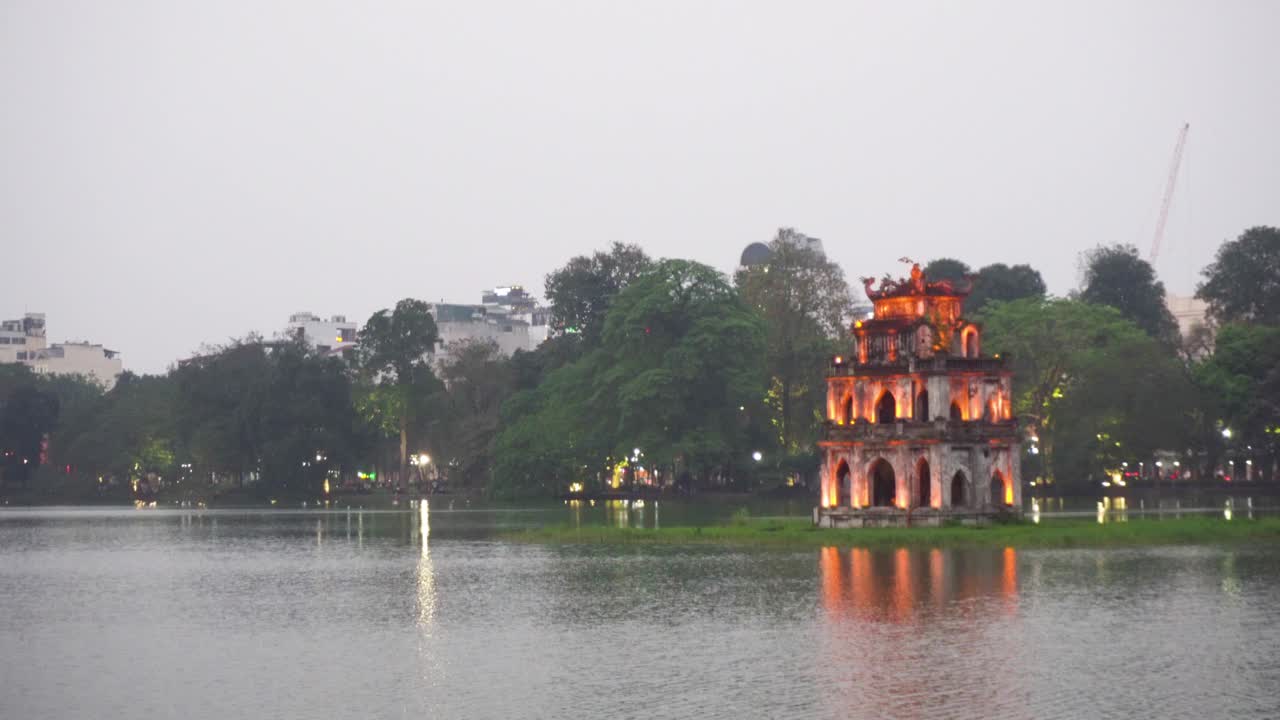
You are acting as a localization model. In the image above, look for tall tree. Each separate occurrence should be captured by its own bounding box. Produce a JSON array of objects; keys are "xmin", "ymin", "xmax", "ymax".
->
[
  {"xmin": 982, "ymin": 297, "xmax": 1193, "ymax": 487},
  {"xmin": 495, "ymin": 259, "xmax": 767, "ymax": 495},
  {"xmin": 258, "ymin": 340, "xmax": 362, "ymax": 494},
  {"xmin": 175, "ymin": 340, "xmax": 271, "ymax": 486},
  {"xmin": 59, "ymin": 372, "xmax": 177, "ymax": 492},
  {"xmin": 0, "ymin": 366, "xmax": 60, "ymax": 489},
  {"xmin": 594, "ymin": 259, "xmax": 767, "ymax": 481},
  {"xmin": 358, "ymin": 299, "xmax": 441, "ymax": 485},
  {"xmin": 1194, "ymin": 323, "xmax": 1280, "ymax": 481},
  {"xmin": 735, "ymin": 228, "xmax": 853, "ymax": 454},
  {"xmin": 923, "ymin": 258, "xmax": 972, "ymax": 284},
  {"xmin": 1079, "ymin": 244, "xmax": 1180, "ymax": 344},
  {"xmin": 968, "ymin": 263, "xmax": 1046, "ymax": 316},
  {"xmin": 1196, "ymin": 226, "xmax": 1280, "ymax": 326},
  {"xmin": 544, "ymin": 242, "xmax": 653, "ymax": 345},
  {"xmin": 437, "ymin": 338, "xmax": 513, "ymax": 489}
]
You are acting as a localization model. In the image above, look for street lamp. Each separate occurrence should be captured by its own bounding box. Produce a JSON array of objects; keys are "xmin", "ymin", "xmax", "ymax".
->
[
  {"xmin": 1222, "ymin": 428, "xmax": 1233, "ymax": 439},
  {"xmin": 752, "ymin": 451, "xmax": 763, "ymax": 462}
]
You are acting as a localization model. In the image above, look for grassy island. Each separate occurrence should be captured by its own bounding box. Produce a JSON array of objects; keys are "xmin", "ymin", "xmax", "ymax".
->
[{"xmin": 502, "ymin": 516, "xmax": 1280, "ymax": 549}]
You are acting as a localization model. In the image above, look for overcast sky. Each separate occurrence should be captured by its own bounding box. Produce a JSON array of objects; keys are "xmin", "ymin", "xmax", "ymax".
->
[{"xmin": 3, "ymin": 1, "xmax": 1277, "ymax": 373}]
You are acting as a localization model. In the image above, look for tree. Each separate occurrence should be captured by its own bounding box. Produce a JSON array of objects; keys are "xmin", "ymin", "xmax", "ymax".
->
[
  {"xmin": 968, "ymin": 263, "xmax": 1046, "ymax": 317},
  {"xmin": 1079, "ymin": 244, "xmax": 1179, "ymax": 344},
  {"xmin": 258, "ymin": 340, "xmax": 362, "ymax": 495},
  {"xmin": 735, "ymin": 228, "xmax": 853, "ymax": 455},
  {"xmin": 595, "ymin": 259, "xmax": 767, "ymax": 481},
  {"xmin": 544, "ymin": 242, "xmax": 653, "ymax": 345},
  {"xmin": 58, "ymin": 372, "xmax": 177, "ymax": 494},
  {"xmin": 0, "ymin": 366, "xmax": 60, "ymax": 489},
  {"xmin": 437, "ymin": 338, "xmax": 513, "ymax": 489},
  {"xmin": 1194, "ymin": 323, "xmax": 1280, "ymax": 481},
  {"xmin": 923, "ymin": 258, "xmax": 972, "ymax": 284},
  {"xmin": 493, "ymin": 359, "xmax": 597, "ymax": 496},
  {"xmin": 982, "ymin": 297, "xmax": 1194, "ymax": 488},
  {"xmin": 174, "ymin": 340, "xmax": 272, "ymax": 486},
  {"xmin": 358, "ymin": 299, "xmax": 441, "ymax": 485},
  {"xmin": 494, "ymin": 259, "xmax": 768, "ymax": 495},
  {"xmin": 1196, "ymin": 226, "xmax": 1280, "ymax": 326}
]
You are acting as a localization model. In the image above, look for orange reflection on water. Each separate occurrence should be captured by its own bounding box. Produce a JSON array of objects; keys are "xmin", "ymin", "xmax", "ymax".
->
[
  {"xmin": 819, "ymin": 545, "xmax": 1020, "ymax": 623},
  {"xmin": 816, "ymin": 545, "xmax": 1028, "ymax": 719}
]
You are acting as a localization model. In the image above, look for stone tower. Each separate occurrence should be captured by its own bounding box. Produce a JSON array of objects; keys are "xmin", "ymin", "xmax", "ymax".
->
[{"xmin": 815, "ymin": 263, "xmax": 1021, "ymax": 527}]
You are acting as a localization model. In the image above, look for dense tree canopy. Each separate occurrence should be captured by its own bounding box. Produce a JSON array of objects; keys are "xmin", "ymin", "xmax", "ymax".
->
[
  {"xmin": 967, "ymin": 263, "xmax": 1046, "ymax": 316},
  {"xmin": 1079, "ymin": 244, "xmax": 1180, "ymax": 344},
  {"xmin": 1197, "ymin": 226, "xmax": 1280, "ymax": 326},
  {"xmin": 982, "ymin": 298, "xmax": 1194, "ymax": 487},
  {"xmin": 436, "ymin": 338, "xmax": 513, "ymax": 489},
  {"xmin": 1194, "ymin": 323, "xmax": 1280, "ymax": 480},
  {"xmin": 358, "ymin": 299, "xmax": 441, "ymax": 483},
  {"xmin": 495, "ymin": 260, "xmax": 767, "ymax": 495},
  {"xmin": 736, "ymin": 228, "xmax": 853, "ymax": 454},
  {"xmin": 544, "ymin": 242, "xmax": 653, "ymax": 345},
  {"xmin": 922, "ymin": 258, "xmax": 972, "ymax": 284},
  {"xmin": 0, "ymin": 365, "xmax": 61, "ymax": 488}
]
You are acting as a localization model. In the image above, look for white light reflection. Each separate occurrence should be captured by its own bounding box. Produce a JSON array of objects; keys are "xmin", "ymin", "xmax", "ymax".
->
[{"xmin": 417, "ymin": 500, "xmax": 436, "ymax": 628}]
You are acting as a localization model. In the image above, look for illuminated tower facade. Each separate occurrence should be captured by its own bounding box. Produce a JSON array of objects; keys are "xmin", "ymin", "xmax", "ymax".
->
[{"xmin": 815, "ymin": 264, "xmax": 1021, "ymax": 527}]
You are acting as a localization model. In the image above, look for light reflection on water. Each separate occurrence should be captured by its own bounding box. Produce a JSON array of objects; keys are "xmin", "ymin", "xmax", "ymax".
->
[{"xmin": 0, "ymin": 508, "xmax": 1278, "ymax": 719}]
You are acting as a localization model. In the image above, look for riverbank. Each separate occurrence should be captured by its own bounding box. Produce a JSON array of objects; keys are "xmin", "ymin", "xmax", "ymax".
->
[{"xmin": 502, "ymin": 516, "xmax": 1280, "ymax": 549}]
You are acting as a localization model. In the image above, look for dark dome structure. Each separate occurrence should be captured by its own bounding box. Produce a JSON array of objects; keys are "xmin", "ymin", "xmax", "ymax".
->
[{"xmin": 739, "ymin": 242, "xmax": 772, "ymax": 267}]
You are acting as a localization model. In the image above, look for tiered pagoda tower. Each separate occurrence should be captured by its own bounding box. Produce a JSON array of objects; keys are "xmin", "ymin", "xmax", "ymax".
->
[{"xmin": 815, "ymin": 263, "xmax": 1021, "ymax": 527}]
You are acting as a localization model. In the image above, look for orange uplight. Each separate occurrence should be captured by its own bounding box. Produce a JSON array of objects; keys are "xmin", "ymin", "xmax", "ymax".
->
[{"xmin": 854, "ymin": 320, "xmax": 863, "ymax": 328}]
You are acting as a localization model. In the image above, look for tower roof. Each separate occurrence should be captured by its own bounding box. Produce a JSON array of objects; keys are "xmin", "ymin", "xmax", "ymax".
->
[{"xmin": 739, "ymin": 242, "xmax": 772, "ymax": 266}]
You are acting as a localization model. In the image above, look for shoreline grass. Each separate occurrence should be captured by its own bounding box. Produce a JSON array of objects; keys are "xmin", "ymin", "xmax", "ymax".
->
[{"xmin": 501, "ymin": 516, "xmax": 1280, "ymax": 549}]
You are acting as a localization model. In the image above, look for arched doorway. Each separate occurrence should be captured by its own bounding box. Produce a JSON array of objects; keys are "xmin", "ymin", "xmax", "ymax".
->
[
  {"xmin": 917, "ymin": 458, "xmax": 931, "ymax": 507},
  {"xmin": 841, "ymin": 394, "xmax": 853, "ymax": 425},
  {"xmin": 950, "ymin": 401, "xmax": 964, "ymax": 422},
  {"xmin": 951, "ymin": 471, "xmax": 967, "ymax": 508},
  {"xmin": 915, "ymin": 390, "xmax": 929, "ymax": 421},
  {"xmin": 835, "ymin": 460, "xmax": 850, "ymax": 507},
  {"xmin": 991, "ymin": 471, "xmax": 1007, "ymax": 507},
  {"xmin": 876, "ymin": 391, "xmax": 896, "ymax": 424},
  {"xmin": 964, "ymin": 328, "xmax": 978, "ymax": 358},
  {"xmin": 871, "ymin": 459, "xmax": 896, "ymax": 507}
]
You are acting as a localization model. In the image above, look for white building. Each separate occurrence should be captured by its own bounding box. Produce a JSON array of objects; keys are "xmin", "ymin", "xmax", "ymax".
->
[
  {"xmin": 430, "ymin": 286, "xmax": 552, "ymax": 364},
  {"xmin": 0, "ymin": 313, "xmax": 45, "ymax": 364},
  {"xmin": 285, "ymin": 312, "xmax": 359, "ymax": 357},
  {"xmin": 1167, "ymin": 294, "xmax": 1209, "ymax": 339},
  {"xmin": 432, "ymin": 303, "xmax": 534, "ymax": 359},
  {"xmin": 1, "ymin": 313, "xmax": 123, "ymax": 388}
]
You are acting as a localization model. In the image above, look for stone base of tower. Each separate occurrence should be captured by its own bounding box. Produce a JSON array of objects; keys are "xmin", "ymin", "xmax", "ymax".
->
[{"xmin": 813, "ymin": 505, "xmax": 1018, "ymax": 529}]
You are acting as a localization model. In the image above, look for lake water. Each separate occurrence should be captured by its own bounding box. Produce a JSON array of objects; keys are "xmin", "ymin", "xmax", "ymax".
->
[{"xmin": 2, "ymin": 506, "xmax": 1278, "ymax": 719}]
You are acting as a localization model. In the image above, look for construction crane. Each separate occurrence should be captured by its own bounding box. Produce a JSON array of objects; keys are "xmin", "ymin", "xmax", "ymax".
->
[{"xmin": 1149, "ymin": 122, "xmax": 1190, "ymax": 264}]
